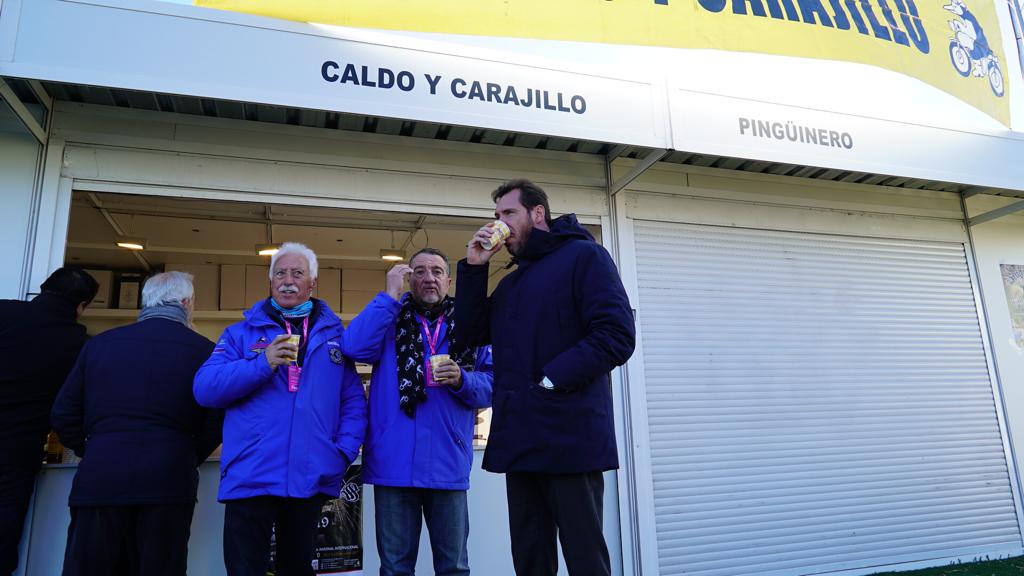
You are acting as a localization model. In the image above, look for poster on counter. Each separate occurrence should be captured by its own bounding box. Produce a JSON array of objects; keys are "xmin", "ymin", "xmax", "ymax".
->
[
  {"xmin": 269, "ymin": 465, "xmax": 364, "ymax": 575},
  {"xmin": 1001, "ymin": 264, "xmax": 1024, "ymax": 349},
  {"xmin": 315, "ymin": 465, "xmax": 364, "ymax": 574}
]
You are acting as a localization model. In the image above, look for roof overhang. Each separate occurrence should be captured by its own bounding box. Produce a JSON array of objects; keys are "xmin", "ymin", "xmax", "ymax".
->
[
  {"xmin": 0, "ymin": 0, "xmax": 669, "ymax": 148},
  {"xmin": 2, "ymin": 0, "xmax": 1023, "ymax": 201}
]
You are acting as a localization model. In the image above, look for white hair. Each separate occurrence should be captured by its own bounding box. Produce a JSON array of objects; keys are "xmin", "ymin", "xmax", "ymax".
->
[
  {"xmin": 142, "ymin": 271, "xmax": 194, "ymax": 308},
  {"xmin": 269, "ymin": 242, "xmax": 318, "ymax": 279}
]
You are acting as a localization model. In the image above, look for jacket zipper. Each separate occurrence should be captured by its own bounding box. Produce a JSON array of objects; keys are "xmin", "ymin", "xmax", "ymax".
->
[
  {"xmin": 284, "ymin": 321, "xmax": 339, "ymax": 496},
  {"xmin": 286, "ymin": 387, "xmax": 296, "ymax": 495},
  {"xmin": 251, "ymin": 311, "xmax": 340, "ymax": 496}
]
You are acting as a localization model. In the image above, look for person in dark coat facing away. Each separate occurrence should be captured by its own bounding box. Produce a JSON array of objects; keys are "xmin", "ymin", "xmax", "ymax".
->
[
  {"xmin": 0, "ymin": 267, "xmax": 97, "ymax": 576},
  {"xmin": 51, "ymin": 271, "xmax": 223, "ymax": 576},
  {"xmin": 456, "ymin": 179, "xmax": 636, "ymax": 576}
]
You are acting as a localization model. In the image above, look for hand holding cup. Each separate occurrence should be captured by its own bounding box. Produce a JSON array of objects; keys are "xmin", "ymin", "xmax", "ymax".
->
[
  {"xmin": 265, "ymin": 334, "xmax": 299, "ymax": 369},
  {"xmin": 466, "ymin": 221, "xmax": 508, "ymax": 265},
  {"xmin": 430, "ymin": 355, "xmax": 462, "ymax": 390}
]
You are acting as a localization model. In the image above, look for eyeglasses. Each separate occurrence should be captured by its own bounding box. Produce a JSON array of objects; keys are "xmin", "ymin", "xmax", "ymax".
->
[{"xmin": 412, "ymin": 267, "xmax": 447, "ymax": 279}]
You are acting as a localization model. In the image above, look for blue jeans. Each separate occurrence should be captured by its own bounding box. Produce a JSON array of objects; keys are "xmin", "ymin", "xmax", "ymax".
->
[{"xmin": 374, "ymin": 486, "xmax": 470, "ymax": 576}]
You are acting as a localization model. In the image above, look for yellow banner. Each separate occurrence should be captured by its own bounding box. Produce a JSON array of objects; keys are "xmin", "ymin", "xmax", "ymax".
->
[{"xmin": 197, "ymin": 0, "xmax": 1011, "ymax": 126}]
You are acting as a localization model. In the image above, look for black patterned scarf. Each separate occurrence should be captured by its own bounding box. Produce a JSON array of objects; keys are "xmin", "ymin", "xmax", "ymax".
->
[{"xmin": 396, "ymin": 295, "xmax": 477, "ymax": 417}]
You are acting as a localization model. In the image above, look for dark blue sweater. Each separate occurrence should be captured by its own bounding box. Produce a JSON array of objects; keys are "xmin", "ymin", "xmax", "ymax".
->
[
  {"xmin": 456, "ymin": 214, "xmax": 636, "ymax": 474},
  {"xmin": 52, "ymin": 318, "xmax": 222, "ymax": 506}
]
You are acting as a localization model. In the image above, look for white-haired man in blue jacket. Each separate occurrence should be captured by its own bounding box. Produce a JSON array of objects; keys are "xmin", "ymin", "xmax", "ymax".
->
[{"xmin": 194, "ymin": 242, "xmax": 367, "ymax": 576}]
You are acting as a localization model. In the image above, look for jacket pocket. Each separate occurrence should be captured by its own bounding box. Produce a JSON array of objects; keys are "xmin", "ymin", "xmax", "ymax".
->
[
  {"xmin": 317, "ymin": 434, "xmax": 349, "ymax": 488},
  {"xmin": 529, "ymin": 380, "xmax": 575, "ymax": 401},
  {"xmin": 444, "ymin": 414, "xmax": 471, "ymax": 454},
  {"xmin": 437, "ymin": 414, "xmax": 472, "ymax": 482},
  {"xmin": 220, "ymin": 434, "xmax": 261, "ymax": 479}
]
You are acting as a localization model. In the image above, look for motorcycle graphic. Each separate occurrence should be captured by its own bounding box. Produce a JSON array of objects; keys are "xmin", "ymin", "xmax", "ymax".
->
[{"xmin": 945, "ymin": 0, "xmax": 1004, "ymax": 96}]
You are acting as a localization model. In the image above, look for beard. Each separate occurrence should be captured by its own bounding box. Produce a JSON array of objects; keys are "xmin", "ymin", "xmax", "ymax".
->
[
  {"xmin": 413, "ymin": 291, "xmax": 442, "ymax": 308},
  {"xmin": 506, "ymin": 221, "xmax": 534, "ymax": 256}
]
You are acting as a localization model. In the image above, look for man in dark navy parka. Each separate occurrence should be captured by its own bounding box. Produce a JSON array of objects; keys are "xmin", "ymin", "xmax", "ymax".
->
[
  {"xmin": 456, "ymin": 179, "xmax": 635, "ymax": 576},
  {"xmin": 51, "ymin": 271, "xmax": 222, "ymax": 576}
]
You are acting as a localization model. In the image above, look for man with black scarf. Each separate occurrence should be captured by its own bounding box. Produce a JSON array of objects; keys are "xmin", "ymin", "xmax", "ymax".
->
[
  {"xmin": 343, "ymin": 248, "xmax": 492, "ymax": 576},
  {"xmin": 0, "ymin": 267, "xmax": 97, "ymax": 576}
]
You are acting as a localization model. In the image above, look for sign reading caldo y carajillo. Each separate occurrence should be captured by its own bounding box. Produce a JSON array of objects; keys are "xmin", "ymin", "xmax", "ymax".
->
[{"xmin": 197, "ymin": 0, "xmax": 1011, "ymax": 126}]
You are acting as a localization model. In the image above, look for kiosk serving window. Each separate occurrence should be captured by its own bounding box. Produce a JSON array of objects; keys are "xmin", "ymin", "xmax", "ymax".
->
[{"xmin": 56, "ymin": 190, "xmax": 593, "ymax": 459}]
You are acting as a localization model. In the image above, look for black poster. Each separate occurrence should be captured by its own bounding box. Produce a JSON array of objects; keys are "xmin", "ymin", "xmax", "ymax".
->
[
  {"xmin": 314, "ymin": 465, "xmax": 364, "ymax": 574},
  {"xmin": 268, "ymin": 464, "xmax": 364, "ymax": 575}
]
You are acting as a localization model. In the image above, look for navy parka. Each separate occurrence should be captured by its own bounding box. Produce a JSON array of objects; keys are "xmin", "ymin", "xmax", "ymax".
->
[
  {"xmin": 0, "ymin": 293, "xmax": 88, "ymax": 450},
  {"xmin": 455, "ymin": 214, "xmax": 636, "ymax": 474}
]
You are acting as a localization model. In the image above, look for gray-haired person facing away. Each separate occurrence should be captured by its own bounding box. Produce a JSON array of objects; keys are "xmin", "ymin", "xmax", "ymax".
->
[{"xmin": 52, "ymin": 271, "xmax": 223, "ymax": 576}]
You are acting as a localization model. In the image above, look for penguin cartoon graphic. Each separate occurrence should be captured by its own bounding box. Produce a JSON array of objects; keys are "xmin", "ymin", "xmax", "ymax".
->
[{"xmin": 944, "ymin": 0, "xmax": 1004, "ymax": 96}]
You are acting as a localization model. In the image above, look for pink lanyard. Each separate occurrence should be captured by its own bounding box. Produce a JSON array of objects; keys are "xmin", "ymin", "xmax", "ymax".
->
[
  {"xmin": 284, "ymin": 317, "xmax": 309, "ymax": 393},
  {"xmin": 417, "ymin": 314, "xmax": 445, "ymax": 355},
  {"xmin": 284, "ymin": 317, "xmax": 309, "ymax": 351}
]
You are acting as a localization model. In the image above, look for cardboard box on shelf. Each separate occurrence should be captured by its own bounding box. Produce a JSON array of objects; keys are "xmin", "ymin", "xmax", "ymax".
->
[
  {"xmin": 84, "ymin": 269, "xmax": 113, "ymax": 308},
  {"xmin": 316, "ymin": 268, "xmax": 341, "ymax": 311},
  {"xmin": 244, "ymin": 265, "xmax": 270, "ymax": 307},
  {"xmin": 167, "ymin": 263, "xmax": 220, "ymax": 311},
  {"xmin": 219, "ymin": 265, "xmax": 246, "ymax": 310},
  {"xmin": 342, "ymin": 269, "xmax": 384, "ymax": 292}
]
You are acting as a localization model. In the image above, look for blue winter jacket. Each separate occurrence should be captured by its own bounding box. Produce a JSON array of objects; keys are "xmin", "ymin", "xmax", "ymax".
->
[
  {"xmin": 342, "ymin": 292, "xmax": 492, "ymax": 490},
  {"xmin": 456, "ymin": 214, "xmax": 636, "ymax": 474},
  {"xmin": 193, "ymin": 299, "xmax": 367, "ymax": 502}
]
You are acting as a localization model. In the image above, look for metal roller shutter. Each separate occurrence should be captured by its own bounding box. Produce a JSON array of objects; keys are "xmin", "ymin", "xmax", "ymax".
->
[{"xmin": 633, "ymin": 220, "xmax": 1022, "ymax": 576}]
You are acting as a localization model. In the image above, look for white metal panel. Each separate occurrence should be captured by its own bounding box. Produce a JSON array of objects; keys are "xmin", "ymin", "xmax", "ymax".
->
[
  {"xmin": 968, "ymin": 216, "xmax": 1024, "ymax": 523},
  {"xmin": 0, "ymin": 0, "xmax": 669, "ymax": 148},
  {"xmin": 622, "ymin": 189, "xmax": 967, "ymax": 246},
  {"xmin": 23, "ymin": 138, "xmax": 67, "ymax": 299},
  {"xmin": 667, "ymin": 87, "xmax": 1024, "ymax": 192},
  {"xmin": 633, "ymin": 220, "xmax": 1023, "ymax": 576},
  {"xmin": 49, "ymin": 102, "xmax": 610, "ymax": 221},
  {"xmin": 0, "ymin": 102, "xmax": 41, "ymax": 299},
  {"xmin": 614, "ymin": 201, "xmax": 663, "ymax": 576}
]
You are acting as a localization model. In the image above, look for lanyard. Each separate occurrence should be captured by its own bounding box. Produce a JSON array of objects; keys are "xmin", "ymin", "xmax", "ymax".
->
[
  {"xmin": 417, "ymin": 314, "xmax": 445, "ymax": 356},
  {"xmin": 284, "ymin": 317, "xmax": 309, "ymax": 349},
  {"xmin": 283, "ymin": 317, "xmax": 309, "ymax": 393}
]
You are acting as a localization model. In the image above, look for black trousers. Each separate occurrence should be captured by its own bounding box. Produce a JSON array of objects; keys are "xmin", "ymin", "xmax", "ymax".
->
[
  {"xmin": 223, "ymin": 496, "xmax": 325, "ymax": 576},
  {"xmin": 61, "ymin": 503, "xmax": 196, "ymax": 576},
  {"xmin": 505, "ymin": 471, "xmax": 610, "ymax": 576},
  {"xmin": 0, "ymin": 439, "xmax": 43, "ymax": 576}
]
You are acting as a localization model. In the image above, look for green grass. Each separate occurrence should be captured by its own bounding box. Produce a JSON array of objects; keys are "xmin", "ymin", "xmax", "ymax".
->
[{"xmin": 870, "ymin": 557, "xmax": 1024, "ymax": 575}]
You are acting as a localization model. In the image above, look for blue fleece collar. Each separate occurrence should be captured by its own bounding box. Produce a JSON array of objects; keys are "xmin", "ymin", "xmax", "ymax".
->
[{"xmin": 270, "ymin": 298, "xmax": 313, "ymax": 318}]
